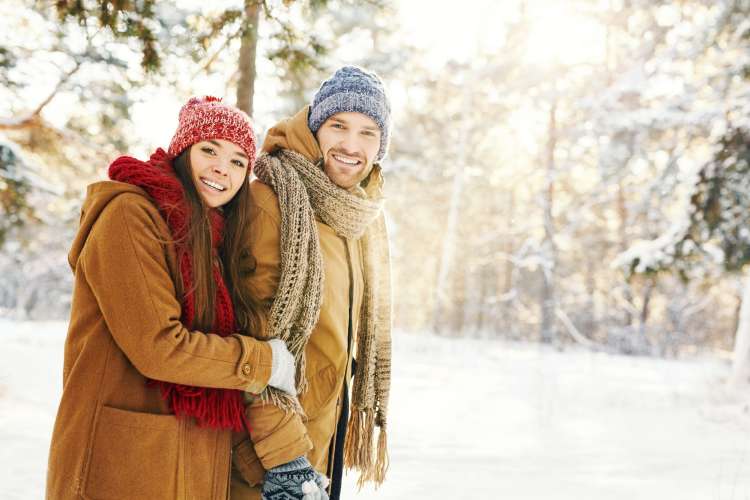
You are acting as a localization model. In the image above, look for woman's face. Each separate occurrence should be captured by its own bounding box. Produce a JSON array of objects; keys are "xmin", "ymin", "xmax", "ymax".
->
[{"xmin": 189, "ymin": 139, "xmax": 249, "ymax": 208}]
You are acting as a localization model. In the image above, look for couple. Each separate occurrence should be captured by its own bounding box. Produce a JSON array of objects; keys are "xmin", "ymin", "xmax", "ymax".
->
[{"xmin": 46, "ymin": 66, "xmax": 393, "ymax": 500}]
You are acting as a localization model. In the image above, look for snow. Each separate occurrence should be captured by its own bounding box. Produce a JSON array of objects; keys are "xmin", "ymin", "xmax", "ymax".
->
[
  {"xmin": 612, "ymin": 215, "xmax": 693, "ymax": 275},
  {"xmin": 0, "ymin": 320, "xmax": 66, "ymax": 499},
  {"xmin": 2, "ymin": 319, "xmax": 750, "ymax": 499}
]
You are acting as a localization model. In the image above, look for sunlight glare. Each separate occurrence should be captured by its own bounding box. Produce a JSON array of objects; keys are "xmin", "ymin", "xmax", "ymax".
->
[{"xmin": 523, "ymin": 5, "xmax": 606, "ymax": 67}]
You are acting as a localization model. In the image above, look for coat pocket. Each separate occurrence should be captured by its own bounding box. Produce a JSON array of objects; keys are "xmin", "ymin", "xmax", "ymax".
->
[
  {"xmin": 232, "ymin": 438, "xmax": 265, "ymax": 487},
  {"xmin": 301, "ymin": 364, "xmax": 339, "ymax": 421},
  {"xmin": 84, "ymin": 405, "xmax": 180, "ymax": 500}
]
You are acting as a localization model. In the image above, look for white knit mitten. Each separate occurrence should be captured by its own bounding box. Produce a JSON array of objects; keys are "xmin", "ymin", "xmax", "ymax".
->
[{"xmin": 266, "ymin": 338, "xmax": 296, "ymax": 396}]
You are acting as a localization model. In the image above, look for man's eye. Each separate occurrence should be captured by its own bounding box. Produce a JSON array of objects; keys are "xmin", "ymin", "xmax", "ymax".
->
[{"xmin": 332, "ymin": 123, "xmax": 344, "ymax": 129}]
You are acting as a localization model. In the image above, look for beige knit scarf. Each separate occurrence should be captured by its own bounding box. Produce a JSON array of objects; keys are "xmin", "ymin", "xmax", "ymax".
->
[{"xmin": 253, "ymin": 149, "xmax": 392, "ymax": 486}]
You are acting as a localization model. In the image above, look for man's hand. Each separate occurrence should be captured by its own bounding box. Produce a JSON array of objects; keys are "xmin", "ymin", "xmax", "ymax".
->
[
  {"xmin": 304, "ymin": 471, "xmax": 330, "ymax": 500},
  {"xmin": 261, "ymin": 457, "xmax": 329, "ymax": 500}
]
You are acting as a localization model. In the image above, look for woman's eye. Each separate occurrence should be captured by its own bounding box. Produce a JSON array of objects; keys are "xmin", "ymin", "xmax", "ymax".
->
[
  {"xmin": 332, "ymin": 123, "xmax": 343, "ymax": 129},
  {"xmin": 232, "ymin": 160, "xmax": 245, "ymax": 168},
  {"xmin": 201, "ymin": 147, "xmax": 216, "ymax": 155}
]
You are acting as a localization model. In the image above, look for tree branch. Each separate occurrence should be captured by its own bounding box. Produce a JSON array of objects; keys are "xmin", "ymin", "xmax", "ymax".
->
[
  {"xmin": 0, "ymin": 60, "xmax": 82, "ymax": 130},
  {"xmin": 191, "ymin": 23, "xmax": 244, "ymax": 79}
]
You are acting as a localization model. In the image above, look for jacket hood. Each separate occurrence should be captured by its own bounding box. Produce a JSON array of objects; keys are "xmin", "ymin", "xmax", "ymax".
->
[
  {"xmin": 68, "ymin": 180, "xmax": 150, "ymax": 272},
  {"xmin": 261, "ymin": 106, "xmax": 323, "ymax": 163}
]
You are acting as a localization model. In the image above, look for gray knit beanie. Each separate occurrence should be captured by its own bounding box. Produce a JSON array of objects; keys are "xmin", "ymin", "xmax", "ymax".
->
[{"xmin": 308, "ymin": 65, "xmax": 391, "ymax": 161}]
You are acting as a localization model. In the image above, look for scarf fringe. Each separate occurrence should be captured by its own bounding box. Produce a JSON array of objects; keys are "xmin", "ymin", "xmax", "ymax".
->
[
  {"xmin": 288, "ymin": 331, "xmax": 310, "ymax": 395},
  {"xmin": 374, "ymin": 426, "xmax": 389, "ymax": 484},
  {"xmin": 344, "ymin": 409, "xmax": 388, "ymax": 488},
  {"xmin": 258, "ymin": 385, "xmax": 306, "ymax": 417},
  {"xmin": 154, "ymin": 381, "xmax": 247, "ymax": 432}
]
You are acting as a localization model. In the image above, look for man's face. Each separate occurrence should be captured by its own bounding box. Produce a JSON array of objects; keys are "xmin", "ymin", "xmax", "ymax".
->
[
  {"xmin": 188, "ymin": 139, "xmax": 249, "ymax": 208},
  {"xmin": 315, "ymin": 112, "xmax": 381, "ymax": 189}
]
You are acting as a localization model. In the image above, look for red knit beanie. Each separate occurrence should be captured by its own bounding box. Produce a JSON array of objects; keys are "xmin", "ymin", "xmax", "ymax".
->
[{"xmin": 167, "ymin": 96, "xmax": 257, "ymax": 166}]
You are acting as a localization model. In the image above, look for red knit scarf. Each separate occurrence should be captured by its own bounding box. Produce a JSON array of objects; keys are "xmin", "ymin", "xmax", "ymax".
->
[{"xmin": 109, "ymin": 148, "xmax": 248, "ymax": 432}]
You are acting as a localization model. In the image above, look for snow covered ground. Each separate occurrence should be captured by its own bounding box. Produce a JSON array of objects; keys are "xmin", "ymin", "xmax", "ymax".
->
[{"xmin": 2, "ymin": 319, "xmax": 750, "ymax": 499}]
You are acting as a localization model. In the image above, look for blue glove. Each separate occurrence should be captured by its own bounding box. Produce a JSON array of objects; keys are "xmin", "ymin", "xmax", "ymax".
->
[{"xmin": 261, "ymin": 456, "xmax": 330, "ymax": 500}]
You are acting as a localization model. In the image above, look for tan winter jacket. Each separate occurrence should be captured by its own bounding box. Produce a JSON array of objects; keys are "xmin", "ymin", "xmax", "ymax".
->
[
  {"xmin": 46, "ymin": 181, "xmax": 273, "ymax": 500},
  {"xmin": 230, "ymin": 107, "xmax": 365, "ymax": 498}
]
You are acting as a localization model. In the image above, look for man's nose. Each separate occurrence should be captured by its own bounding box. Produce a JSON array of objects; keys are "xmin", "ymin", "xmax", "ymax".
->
[{"xmin": 339, "ymin": 133, "xmax": 360, "ymax": 155}]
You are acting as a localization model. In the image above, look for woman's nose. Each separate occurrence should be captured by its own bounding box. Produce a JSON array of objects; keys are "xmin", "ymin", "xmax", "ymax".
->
[{"xmin": 212, "ymin": 161, "xmax": 229, "ymax": 175}]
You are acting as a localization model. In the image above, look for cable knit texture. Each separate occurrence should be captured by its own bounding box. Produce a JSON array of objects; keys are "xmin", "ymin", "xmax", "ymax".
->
[
  {"xmin": 108, "ymin": 148, "xmax": 248, "ymax": 432},
  {"xmin": 253, "ymin": 148, "xmax": 392, "ymax": 486},
  {"xmin": 167, "ymin": 96, "xmax": 257, "ymax": 163}
]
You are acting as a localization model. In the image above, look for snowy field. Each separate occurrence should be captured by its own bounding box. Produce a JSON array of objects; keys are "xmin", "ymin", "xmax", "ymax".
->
[{"xmin": 2, "ymin": 320, "xmax": 750, "ymax": 499}]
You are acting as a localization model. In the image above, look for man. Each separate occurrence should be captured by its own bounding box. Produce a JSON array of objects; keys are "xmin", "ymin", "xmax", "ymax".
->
[{"xmin": 231, "ymin": 66, "xmax": 393, "ymax": 500}]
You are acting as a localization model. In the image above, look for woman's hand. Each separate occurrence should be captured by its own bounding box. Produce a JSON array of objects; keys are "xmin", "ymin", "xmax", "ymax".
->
[{"xmin": 266, "ymin": 338, "xmax": 297, "ymax": 396}]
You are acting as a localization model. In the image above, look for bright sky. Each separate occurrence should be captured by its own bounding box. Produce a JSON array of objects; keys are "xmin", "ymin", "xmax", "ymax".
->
[
  {"xmin": 398, "ymin": 0, "xmax": 606, "ymax": 67},
  {"xmin": 397, "ymin": 0, "xmax": 514, "ymax": 67}
]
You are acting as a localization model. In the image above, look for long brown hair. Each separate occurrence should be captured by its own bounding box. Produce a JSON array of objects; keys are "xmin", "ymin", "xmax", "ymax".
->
[{"xmin": 172, "ymin": 147, "xmax": 265, "ymax": 337}]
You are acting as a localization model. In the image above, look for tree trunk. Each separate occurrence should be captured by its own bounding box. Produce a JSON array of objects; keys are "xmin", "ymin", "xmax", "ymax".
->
[
  {"xmin": 730, "ymin": 271, "xmax": 750, "ymax": 387},
  {"xmin": 540, "ymin": 101, "xmax": 557, "ymax": 344},
  {"xmin": 236, "ymin": 0, "xmax": 260, "ymax": 116},
  {"xmin": 503, "ymin": 189, "xmax": 515, "ymax": 295},
  {"xmin": 638, "ymin": 277, "xmax": 654, "ymax": 352},
  {"xmin": 583, "ymin": 244, "xmax": 598, "ymax": 339},
  {"xmin": 500, "ymin": 190, "xmax": 516, "ymax": 334},
  {"xmin": 483, "ymin": 266, "xmax": 494, "ymax": 338},
  {"xmin": 432, "ymin": 155, "xmax": 466, "ymax": 335},
  {"xmin": 617, "ymin": 179, "xmax": 634, "ymax": 327}
]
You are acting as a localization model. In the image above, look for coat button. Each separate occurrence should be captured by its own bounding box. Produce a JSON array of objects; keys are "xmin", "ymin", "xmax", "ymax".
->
[{"xmin": 242, "ymin": 364, "xmax": 252, "ymax": 375}]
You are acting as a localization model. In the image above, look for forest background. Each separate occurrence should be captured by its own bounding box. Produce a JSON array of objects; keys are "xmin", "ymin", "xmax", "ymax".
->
[{"xmin": 3, "ymin": 0, "xmax": 750, "ymax": 375}]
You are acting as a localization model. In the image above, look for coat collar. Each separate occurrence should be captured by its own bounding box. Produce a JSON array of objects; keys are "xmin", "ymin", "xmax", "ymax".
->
[{"xmin": 261, "ymin": 106, "xmax": 322, "ymax": 163}]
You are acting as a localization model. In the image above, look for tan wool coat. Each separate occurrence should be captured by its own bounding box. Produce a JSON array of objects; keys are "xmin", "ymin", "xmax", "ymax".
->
[
  {"xmin": 46, "ymin": 181, "xmax": 274, "ymax": 500},
  {"xmin": 230, "ymin": 107, "xmax": 365, "ymax": 499}
]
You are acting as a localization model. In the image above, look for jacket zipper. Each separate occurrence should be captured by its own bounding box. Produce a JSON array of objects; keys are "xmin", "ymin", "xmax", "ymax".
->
[{"xmin": 325, "ymin": 238, "xmax": 357, "ymax": 489}]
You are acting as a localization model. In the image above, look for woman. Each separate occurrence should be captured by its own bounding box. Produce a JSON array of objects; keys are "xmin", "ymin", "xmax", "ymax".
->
[{"xmin": 46, "ymin": 96, "xmax": 296, "ymax": 500}]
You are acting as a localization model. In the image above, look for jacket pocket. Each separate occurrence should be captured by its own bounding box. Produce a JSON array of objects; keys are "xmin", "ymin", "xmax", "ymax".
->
[
  {"xmin": 301, "ymin": 364, "xmax": 339, "ymax": 421},
  {"xmin": 232, "ymin": 438, "xmax": 265, "ymax": 487},
  {"xmin": 84, "ymin": 405, "xmax": 180, "ymax": 500}
]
